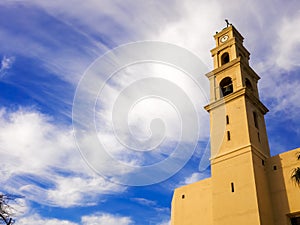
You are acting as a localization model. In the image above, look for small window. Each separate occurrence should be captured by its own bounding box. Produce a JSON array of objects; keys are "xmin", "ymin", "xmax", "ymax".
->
[
  {"xmin": 182, "ymin": 194, "xmax": 185, "ymax": 199},
  {"xmin": 227, "ymin": 131, "xmax": 231, "ymax": 141},
  {"xmin": 245, "ymin": 78, "xmax": 253, "ymax": 91},
  {"xmin": 231, "ymin": 182, "xmax": 235, "ymax": 192},
  {"xmin": 273, "ymin": 166, "xmax": 277, "ymax": 171},
  {"xmin": 226, "ymin": 115, "xmax": 229, "ymax": 124},
  {"xmin": 262, "ymin": 160, "xmax": 265, "ymax": 166},
  {"xmin": 253, "ymin": 112, "xmax": 259, "ymax": 129},
  {"xmin": 221, "ymin": 52, "xmax": 230, "ymax": 65},
  {"xmin": 220, "ymin": 77, "xmax": 233, "ymax": 97},
  {"xmin": 257, "ymin": 132, "xmax": 261, "ymax": 143}
]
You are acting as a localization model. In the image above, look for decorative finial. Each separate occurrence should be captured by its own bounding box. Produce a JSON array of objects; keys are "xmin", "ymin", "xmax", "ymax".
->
[{"xmin": 225, "ymin": 19, "xmax": 231, "ymax": 27}]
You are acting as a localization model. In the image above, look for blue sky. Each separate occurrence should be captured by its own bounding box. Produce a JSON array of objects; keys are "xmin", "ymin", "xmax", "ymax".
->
[{"xmin": 0, "ymin": 0, "xmax": 299, "ymax": 224}]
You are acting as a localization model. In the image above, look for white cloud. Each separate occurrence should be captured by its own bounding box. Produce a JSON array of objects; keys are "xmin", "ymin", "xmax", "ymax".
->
[
  {"xmin": 17, "ymin": 212, "xmax": 134, "ymax": 225},
  {"xmin": 17, "ymin": 214, "xmax": 78, "ymax": 225},
  {"xmin": 268, "ymin": 80, "xmax": 300, "ymax": 115},
  {"xmin": 154, "ymin": 0, "xmax": 223, "ymax": 68},
  {"xmin": 157, "ymin": 220, "xmax": 170, "ymax": 225},
  {"xmin": 0, "ymin": 0, "xmax": 179, "ymax": 84},
  {"xmin": 0, "ymin": 56, "xmax": 15, "ymax": 77},
  {"xmin": 21, "ymin": 0, "xmax": 179, "ymax": 41},
  {"xmin": 131, "ymin": 197, "xmax": 169, "ymax": 214},
  {"xmin": 0, "ymin": 108, "xmax": 126, "ymax": 207},
  {"xmin": 71, "ymin": 54, "xmax": 210, "ymax": 185},
  {"xmin": 274, "ymin": 14, "xmax": 300, "ymax": 70},
  {"xmin": 46, "ymin": 176, "xmax": 125, "ymax": 207},
  {"xmin": 9, "ymin": 197, "xmax": 29, "ymax": 218},
  {"xmin": 1, "ymin": 56, "xmax": 14, "ymax": 70},
  {"xmin": 131, "ymin": 197, "xmax": 156, "ymax": 207},
  {"xmin": 94, "ymin": 66, "xmax": 209, "ymax": 152},
  {"xmin": 0, "ymin": 108, "xmax": 72, "ymax": 175},
  {"xmin": 183, "ymin": 172, "xmax": 206, "ymax": 185},
  {"xmin": 81, "ymin": 213, "xmax": 133, "ymax": 225},
  {"xmin": 0, "ymin": 24, "xmax": 94, "ymax": 85}
]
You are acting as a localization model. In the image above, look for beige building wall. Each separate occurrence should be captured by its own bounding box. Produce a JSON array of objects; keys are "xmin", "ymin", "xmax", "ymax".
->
[
  {"xmin": 171, "ymin": 148, "xmax": 300, "ymax": 225},
  {"xmin": 252, "ymin": 151, "xmax": 275, "ymax": 225},
  {"xmin": 267, "ymin": 148, "xmax": 300, "ymax": 225},
  {"xmin": 171, "ymin": 178, "xmax": 212, "ymax": 225}
]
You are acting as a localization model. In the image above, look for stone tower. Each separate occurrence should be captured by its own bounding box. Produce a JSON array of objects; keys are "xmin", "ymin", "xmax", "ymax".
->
[{"xmin": 204, "ymin": 24, "xmax": 274, "ymax": 225}]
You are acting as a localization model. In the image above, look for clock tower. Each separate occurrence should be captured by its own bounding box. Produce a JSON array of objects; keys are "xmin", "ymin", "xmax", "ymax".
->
[
  {"xmin": 171, "ymin": 23, "xmax": 300, "ymax": 225},
  {"xmin": 204, "ymin": 24, "xmax": 274, "ymax": 225}
]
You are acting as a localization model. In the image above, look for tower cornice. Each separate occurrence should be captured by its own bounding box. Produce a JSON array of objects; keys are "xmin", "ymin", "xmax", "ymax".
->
[
  {"xmin": 204, "ymin": 87, "xmax": 246, "ymax": 112},
  {"xmin": 205, "ymin": 57, "xmax": 260, "ymax": 81},
  {"xmin": 205, "ymin": 57, "xmax": 241, "ymax": 78},
  {"xmin": 204, "ymin": 87, "xmax": 268, "ymax": 115}
]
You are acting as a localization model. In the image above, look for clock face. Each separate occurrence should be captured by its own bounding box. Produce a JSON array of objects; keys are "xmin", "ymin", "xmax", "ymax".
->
[{"xmin": 220, "ymin": 35, "xmax": 229, "ymax": 43}]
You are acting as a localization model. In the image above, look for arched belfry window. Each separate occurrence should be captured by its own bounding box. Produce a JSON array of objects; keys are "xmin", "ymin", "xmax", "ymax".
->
[
  {"xmin": 245, "ymin": 78, "xmax": 253, "ymax": 91},
  {"xmin": 221, "ymin": 52, "xmax": 230, "ymax": 65},
  {"xmin": 220, "ymin": 77, "xmax": 233, "ymax": 97}
]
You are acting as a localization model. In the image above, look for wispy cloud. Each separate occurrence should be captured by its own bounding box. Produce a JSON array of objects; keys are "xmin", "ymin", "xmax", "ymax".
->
[
  {"xmin": 157, "ymin": 220, "xmax": 170, "ymax": 225},
  {"xmin": 17, "ymin": 214, "xmax": 78, "ymax": 225},
  {"xmin": 81, "ymin": 213, "xmax": 133, "ymax": 225},
  {"xmin": 15, "ymin": 211, "xmax": 139, "ymax": 225},
  {"xmin": 131, "ymin": 197, "xmax": 170, "ymax": 216},
  {"xmin": 274, "ymin": 13, "xmax": 300, "ymax": 70},
  {"xmin": 0, "ymin": 56, "xmax": 15, "ymax": 78},
  {"xmin": 181, "ymin": 171, "xmax": 211, "ymax": 186},
  {"xmin": 0, "ymin": 0, "xmax": 179, "ymax": 85},
  {"xmin": 131, "ymin": 197, "xmax": 157, "ymax": 207},
  {"xmin": 17, "ymin": 212, "xmax": 134, "ymax": 225}
]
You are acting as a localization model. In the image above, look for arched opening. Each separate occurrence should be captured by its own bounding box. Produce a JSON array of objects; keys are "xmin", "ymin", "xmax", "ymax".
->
[
  {"xmin": 245, "ymin": 78, "xmax": 253, "ymax": 91},
  {"xmin": 221, "ymin": 52, "xmax": 230, "ymax": 65},
  {"xmin": 220, "ymin": 77, "xmax": 233, "ymax": 97}
]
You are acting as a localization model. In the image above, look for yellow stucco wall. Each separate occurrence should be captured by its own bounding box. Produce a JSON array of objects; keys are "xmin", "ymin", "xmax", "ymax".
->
[
  {"xmin": 171, "ymin": 148, "xmax": 300, "ymax": 225},
  {"xmin": 171, "ymin": 178, "xmax": 212, "ymax": 225},
  {"xmin": 267, "ymin": 148, "xmax": 300, "ymax": 225},
  {"xmin": 212, "ymin": 150, "xmax": 262, "ymax": 225}
]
